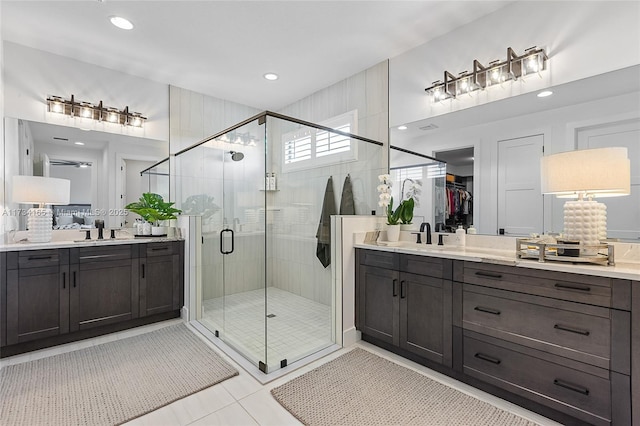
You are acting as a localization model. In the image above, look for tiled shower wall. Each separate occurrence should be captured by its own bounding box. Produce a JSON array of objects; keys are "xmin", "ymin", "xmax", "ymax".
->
[
  {"xmin": 269, "ymin": 60, "xmax": 389, "ymax": 304},
  {"xmin": 170, "ymin": 60, "xmax": 389, "ymax": 306}
]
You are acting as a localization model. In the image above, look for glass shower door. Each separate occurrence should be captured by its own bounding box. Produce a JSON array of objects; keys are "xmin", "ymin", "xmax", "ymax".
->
[{"xmin": 218, "ymin": 121, "xmax": 268, "ymax": 370}]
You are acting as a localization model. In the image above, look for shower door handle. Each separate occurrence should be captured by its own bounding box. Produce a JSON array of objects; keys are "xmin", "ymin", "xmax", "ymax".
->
[{"xmin": 220, "ymin": 228, "xmax": 235, "ymax": 255}]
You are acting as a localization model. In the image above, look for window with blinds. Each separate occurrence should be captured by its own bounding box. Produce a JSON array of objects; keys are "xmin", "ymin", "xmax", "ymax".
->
[
  {"xmin": 282, "ymin": 110, "xmax": 358, "ymax": 171},
  {"xmin": 284, "ymin": 130, "xmax": 312, "ymax": 164}
]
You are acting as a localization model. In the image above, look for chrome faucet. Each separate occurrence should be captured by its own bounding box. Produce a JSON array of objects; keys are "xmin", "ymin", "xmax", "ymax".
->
[{"xmin": 419, "ymin": 222, "xmax": 432, "ymax": 244}]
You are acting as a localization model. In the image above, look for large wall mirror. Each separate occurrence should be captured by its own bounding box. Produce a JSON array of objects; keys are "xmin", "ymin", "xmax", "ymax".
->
[
  {"xmin": 390, "ymin": 65, "xmax": 640, "ymax": 242},
  {"xmin": 3, "ymin": 117, "xmax": 168, "ymax": 233}
]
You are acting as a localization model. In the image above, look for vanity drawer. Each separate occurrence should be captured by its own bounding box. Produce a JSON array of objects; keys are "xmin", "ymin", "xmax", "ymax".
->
[
  {"xmin": 462, "ymin": 262, "xmax": 611, "ymax": 307},
  {"xmin": 75, "ymin": 245, "xmax": 133, "ymax": 263},
  {"xmin": 357, "ymin": 249, "xmax": 398, "ymax": 270},
  {"xmin": 399, "ymin": 254, "xmax": 449, "ymax": 279},
  {"xmin": 463, "ymin": 284, "xmax": 610, "ymax": 367},
  {"xmin": 146, "ymin": 242, "xmax": 175, "ymax": 257},
  {"xmin": 463, "ymin": 331, "xmax": 611, "ymax": 426},
  {"xmin": 15, "ymin": 249, "xmax": 63, "ymax": 269}
]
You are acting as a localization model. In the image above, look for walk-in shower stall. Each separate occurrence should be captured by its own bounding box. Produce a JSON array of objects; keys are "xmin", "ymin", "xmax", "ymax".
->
[{"xmin": 171, "ymin": 111, "xmax": 386, "ymax": 376}]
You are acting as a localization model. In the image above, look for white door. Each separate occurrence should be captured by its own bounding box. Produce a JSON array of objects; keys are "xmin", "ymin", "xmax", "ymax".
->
[
  {"xmin": 577, "ymin": 118, "xmax": 640, "ymax": 240},
  {"xmin": 497, "ymin": 134, "xmax": 544, "ymax": 236}
]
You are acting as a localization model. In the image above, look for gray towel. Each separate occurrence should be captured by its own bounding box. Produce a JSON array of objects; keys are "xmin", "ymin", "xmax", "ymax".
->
[
  {"xmin": 316, "ymin": 176, "xmax": 336, "ymax": 268},
  {"xmin": 339, "ymin": 174, "xmax": 355, "ymax": 215}
]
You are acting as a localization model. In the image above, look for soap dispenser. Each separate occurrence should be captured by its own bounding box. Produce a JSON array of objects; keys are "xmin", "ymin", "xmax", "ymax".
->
[{"xmin": 455, "ymin": 225, "xmax": 466, "ymax": 247}]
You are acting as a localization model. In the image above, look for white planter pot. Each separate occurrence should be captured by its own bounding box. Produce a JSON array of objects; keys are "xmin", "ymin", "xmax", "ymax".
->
[
  {"xmin": 400, "ymin": 223, "xmax": 417, "ymax": 231},
  {"xmin": 152, "ymin": 226, "xmax": 167, "ymax": 236},
  {"xmin": 386, "ymin": 224, "xmax": 401, "ymax": 242}
]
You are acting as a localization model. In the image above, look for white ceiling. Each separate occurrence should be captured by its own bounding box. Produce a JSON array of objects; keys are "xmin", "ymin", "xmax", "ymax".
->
[{"xmin": 1, "ymin": 1, "xmax": 511, "ymax": 110}]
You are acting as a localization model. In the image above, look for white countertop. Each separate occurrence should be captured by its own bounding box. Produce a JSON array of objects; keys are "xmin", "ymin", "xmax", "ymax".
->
[
  {"xmin": 0, "ymin": 237, "xmax": 182, "ymax": 252},
  {"xmin": 354, "ymin": 240, "xmax": 640, "ymax": 281}
]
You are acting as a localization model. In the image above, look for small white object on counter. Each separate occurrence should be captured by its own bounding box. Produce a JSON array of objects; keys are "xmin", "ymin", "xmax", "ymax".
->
[{"xmin": 455, "ymin": 225, "xmax": 466, "ymax": 247}]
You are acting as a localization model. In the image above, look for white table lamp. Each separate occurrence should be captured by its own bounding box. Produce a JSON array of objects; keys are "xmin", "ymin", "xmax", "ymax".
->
[
  {"xmin": 541, "ymin": 147, "xmax": 630, "ymax": 250},
  {"xmin": 12, "ymin": 175, "xmax": 71, "ymax": 243}
]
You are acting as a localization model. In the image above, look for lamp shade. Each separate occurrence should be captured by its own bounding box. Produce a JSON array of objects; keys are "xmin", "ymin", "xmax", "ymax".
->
[
  {"xmin": 12, "ymin": 175, "xmax": 71, "ymax": 205},
  {"xmin": 540, "ymin": 147, "xmax": 630, "ymax": 198}
]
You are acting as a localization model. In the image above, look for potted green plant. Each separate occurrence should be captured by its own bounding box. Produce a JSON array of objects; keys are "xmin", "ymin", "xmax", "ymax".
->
[{"xmin": 125, "ymin": 192, "xmax": 182, "ymax": 235}]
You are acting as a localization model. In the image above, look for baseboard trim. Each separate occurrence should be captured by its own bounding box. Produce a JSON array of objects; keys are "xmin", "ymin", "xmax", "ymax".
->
[{"xmin": 343, "ymin": 326, "xmax": 361, "ymax": 347}]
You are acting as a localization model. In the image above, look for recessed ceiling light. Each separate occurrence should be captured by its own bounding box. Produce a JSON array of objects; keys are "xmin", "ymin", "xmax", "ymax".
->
[
  {"xmin": 74, "ymin": 141, "xmax": 85, "ymax": 146},
  {"xmin": 537, "ymin": 90, "xmax": 553, "ymax": 98},
  {"xmin": 110, "ymin": 16, "xmax": 134, "ymax": 30},
  {"xmin": 397, "ymin": 125, "xmax": 408, "ymax": 130},
  {"xmin": 263, "ymin": 73, "xmax": 279, "ymax": 81}
]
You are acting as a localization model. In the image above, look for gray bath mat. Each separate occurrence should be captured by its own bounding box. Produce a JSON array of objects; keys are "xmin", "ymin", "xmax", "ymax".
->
[
  {"xmin": 271, "ymin": 347, "xmax": 539, "ymax": 425},
  {"xmin": 0, "ymin": 323, "xmax": 238, "ymax": 425}
]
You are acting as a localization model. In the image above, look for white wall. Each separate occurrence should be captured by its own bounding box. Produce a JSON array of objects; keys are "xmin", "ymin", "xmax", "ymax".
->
[
  {"xmin": 0, "ymin": 16, "xmax": 6, "ymax": 237},
  {"xmin": 33, "ymin": 140, "xmax": 102, "ymax": 211},
  {"xmin": 3, "ymin": 42, "xmax": 169, "ymax": 141},
  {"xmin": 169, "ymin": 85, "xmax": 261, "ymax": 154},
  {"xmin": 389, "ymin": 1, "xmax": 640, "ymax": 127},
  {"xmin": 50, "ymin": 165, "xmax": 92, "ymax": 205},
  {"xmin": 278, "ymin": 60, "xmax": 390, "ymax": 145},
  {"xmin": 124, "ymin": 159, "xmax": 156, "ymax": 206}
]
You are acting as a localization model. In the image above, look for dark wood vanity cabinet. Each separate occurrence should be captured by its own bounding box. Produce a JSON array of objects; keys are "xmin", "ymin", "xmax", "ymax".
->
[
  {"xmin": 1, "ymin": 240, "xmax": 184, "ymax": 357},
  {"xmin": 356, "ymin": 249, "xmax": 453, "ymax": 367},
  {"xmin": 69, "ymin": 245, "xmax": 139, "ymax": 332},
  {"xmin": 139, "ymin": 241, "xmax": 183, "ymax": 317},
  {"xmin": 356, "ymin": 248, "xmax": 636, "ymax": 426},
  {"xmin": 455, "ymin": 261, "xmax": 632, "ymax": 426},
  {"xmin": 4, "ymin": 249, "xmax": 69, "ymax": 345}
]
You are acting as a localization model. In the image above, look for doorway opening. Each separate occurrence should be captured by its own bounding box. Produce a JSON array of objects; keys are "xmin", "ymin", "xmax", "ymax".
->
[{"xmin": 434, "ymin": 147, "xmax": 474, "ymax": 232}]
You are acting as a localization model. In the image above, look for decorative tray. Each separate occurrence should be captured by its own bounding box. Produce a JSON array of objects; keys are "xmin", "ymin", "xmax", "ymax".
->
[{"xmin": 516, "ymin": 238, "xmax": 614, "ymax": 266}]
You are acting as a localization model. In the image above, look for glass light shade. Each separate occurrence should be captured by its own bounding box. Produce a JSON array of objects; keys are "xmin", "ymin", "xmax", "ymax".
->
[
  {"xmin": 12, "ymin": 175, "xmax": 71, "ymax": 206},
  {"xmin": 540, "ymin": 147, "xmax": 630, "ymax": 198}
]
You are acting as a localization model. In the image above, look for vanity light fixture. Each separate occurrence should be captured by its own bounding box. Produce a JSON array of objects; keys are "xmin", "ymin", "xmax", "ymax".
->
[
  {"xmin": 425, "ymin": 46, "xmax": 548, "ymax": 103},
  {"xmin": 46, "ymin": 95, "xmax": 147, "ymax": 128},
  {"xmin": 215, "ymin": 131, "xmax": 259, "ymax": 147}
]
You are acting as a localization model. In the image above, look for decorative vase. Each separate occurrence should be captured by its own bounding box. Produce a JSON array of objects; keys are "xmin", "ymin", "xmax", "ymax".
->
[{"xmin": 386, "ymin": 224, "xmax": 401, "ymax": 242}]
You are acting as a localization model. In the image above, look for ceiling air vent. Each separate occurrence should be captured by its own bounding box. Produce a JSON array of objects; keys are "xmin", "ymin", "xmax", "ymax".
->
[{"xmin": 419, "ymin": 124, "xmax": 438, "ymax": 131}]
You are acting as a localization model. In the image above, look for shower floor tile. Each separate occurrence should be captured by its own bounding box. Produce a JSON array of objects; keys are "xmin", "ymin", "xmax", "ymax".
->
[{"xmin": 200, "ymin": 287, "xmax": 333, "ymax": 372}]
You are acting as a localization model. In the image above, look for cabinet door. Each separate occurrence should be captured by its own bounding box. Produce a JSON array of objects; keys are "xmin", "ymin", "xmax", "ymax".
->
[
  {"xmin": 399, "ymin": 272, "xmax": 452, "ymax": 366},
  {"xmin": 6, "ymin": 266, "xmax": 69, "ymax": 345},
  {"xmin": 139, "ymin": 254, "xmax": 180, "ymax": 317},
  {"xmin": 69, "ymin": 259, "xmax": 137, "ymax": 332},
  {"xmin": 358, "ymin": 265, "xmax": 399, "ymax": 346}
]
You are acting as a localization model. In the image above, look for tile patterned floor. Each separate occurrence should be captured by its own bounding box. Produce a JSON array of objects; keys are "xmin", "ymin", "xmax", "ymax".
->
[
  {"xmin": 200, "ymin": 287, "xmax": 333, "ymax": 372},
  {"xmin": 0, "ymin": 320, "xmax": 564, "ymax": 426}
]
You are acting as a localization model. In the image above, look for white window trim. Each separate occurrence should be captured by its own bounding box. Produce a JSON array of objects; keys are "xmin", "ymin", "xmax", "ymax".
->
[{"xmin": 282, "ymin": 110, "xmax": 358, "ymax": 172}]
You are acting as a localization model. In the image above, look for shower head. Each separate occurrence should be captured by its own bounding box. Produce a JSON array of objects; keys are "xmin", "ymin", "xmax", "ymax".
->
[{"xmin": 229, "ymin": 151, "xmax": 244, "ymax": 161}]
